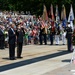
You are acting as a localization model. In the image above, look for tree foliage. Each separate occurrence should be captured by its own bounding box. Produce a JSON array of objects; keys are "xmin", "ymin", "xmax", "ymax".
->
[{"xmin": 0, "ymin": 0, "xmax": 74, "ymax": 16}]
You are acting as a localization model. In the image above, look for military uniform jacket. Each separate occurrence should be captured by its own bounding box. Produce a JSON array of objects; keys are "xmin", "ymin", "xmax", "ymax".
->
[{"xmin": 72, "ymin": 31, "xmax": 75, "ymax": 45}]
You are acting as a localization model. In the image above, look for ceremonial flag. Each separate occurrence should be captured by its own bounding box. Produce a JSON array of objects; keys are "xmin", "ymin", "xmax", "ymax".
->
[
  {"xmin": 61, "ymin": 5, "xmax": 67, "ymax": 27},
  {"xmin": 50, "ymin": 4, "xmax": 55, "ymax": 21},
  {"xmin": 42, "ymin": 5, "xmax": 48, "ymax": 21},
  {"xmin": 68, "ymin": 4, "xmax": 74, "ymax": 21},
  {"xmin": 68, "ymin": 4, "xmax": 74, "ymax": 30},
  {"xmin": 49, "ymin": 4, "xmax": 55, "ymax": 31},
  {"xmin": 61, "ymin": 5, "xmax": 66, "ymax": 20},
  {"xmin": 55, "ymin": 5, "xmax": 60, "ymax": 22}
]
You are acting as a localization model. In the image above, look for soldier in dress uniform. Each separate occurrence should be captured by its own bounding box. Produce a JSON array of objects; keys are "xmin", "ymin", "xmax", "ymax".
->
[
  {"xmin": 42, "ymin": 25, "xmax": 47, "ymax": 45},
  {"xmin": 48, "ymin": 25, "xmax": 55, "ymax": 45},
  {"xmin": 39, "ymin": 21, "xmax": 47, "ymax": 45},
  {"xmin": 61, "ymin": 26, "xmax": 66, "ymax": 45},
  {"xmin": 55, "ymin": 25, "xmax": 60, "ymax": 45},
  {"xmin": 72, "ymin": 29, "xmax": 75, "ymax": 47},
  {"xmin": 66, "ymin": 22, "xmax": 73, "ymax": 52}
]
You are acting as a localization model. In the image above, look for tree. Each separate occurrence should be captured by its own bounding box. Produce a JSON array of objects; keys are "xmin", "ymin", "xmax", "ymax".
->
[{"xmin": 0, "ymin": 0, "xmax": 75, "ymax": 16}]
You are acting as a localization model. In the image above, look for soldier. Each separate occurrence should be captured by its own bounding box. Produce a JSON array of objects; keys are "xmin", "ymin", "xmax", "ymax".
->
[
  {"xmin": 61, "ymin": 26, "xmax": 66, "ymax": 45},
  {"xmin": 72, "ymin": 28, "xmax": 75, "ymax": 48},
  {"xmin": 48, "ymin": 25, "xmax": 55, "ymax": 45},
  {"xmin": 55, "ymin": 25, "xmax": 60, "ymax": 45},
  {"xmin": 42, "ymin": 25, "xmax": 47, "ymax": 45},
  {"xmin": 38, "ymin": 21, "xmax": 47, "ymax": 45},
  {"xmin": 66, "ymin": 22, "xmax": 73, "ymax": 52}
]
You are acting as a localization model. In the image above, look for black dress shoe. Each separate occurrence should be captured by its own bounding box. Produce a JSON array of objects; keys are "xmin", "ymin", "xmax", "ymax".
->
[
  {"xmin": 62, "ymin": 44, "xmax": 65, "ymax": 45},
  {"xmin": 45, "ymin": 43, "xmax": 47, "ymax": 45},
  {"xmin": 40, "ymin": 44, "xmax": 42, "ymax": 45},
  {"xmin": 0, "ymin": 48, "xmax": 5, "ymax": 49},
  {"xmin": 17, "ymin": 57, "xmax": 23, "ymax": 59},
  {"xmin": 10, "ymin": 58, "xmax": 16, "ymax": 60},
  {"xmin": 50, "ymin": 44, "xmax": 53, "ymax": 45},
  {"xmin": 68, "ymin": 50, "xmax": 73, "ymax": 52},
  {"xmin": 56, "ymin": 44, "xmax": 59, "ymax": 45}
]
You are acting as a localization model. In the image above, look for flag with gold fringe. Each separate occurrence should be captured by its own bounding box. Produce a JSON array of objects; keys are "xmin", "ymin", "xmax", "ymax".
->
[
  {"xmin": 42, "ymin": 5, "xmax": 48, "ymax": 21},
  {"xmin": 50, "ymin": 4, "xmax": 55, "ymax": 21},
  {"xmin": 61, "ymin": 5, "xmax": 67, "ymax": 27}
]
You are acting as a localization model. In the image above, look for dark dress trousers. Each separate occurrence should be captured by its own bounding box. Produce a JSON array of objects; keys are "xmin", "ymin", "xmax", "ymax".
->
[
  {"xmin": 66, "ymin": 26, "xmax": 72, "ymax": 51},
  {"xmin": 49, "ymin": 26, "xmax": 55, "ymax": 45},
  {"xmin": 16, "ymin": 29, "xmax": 24, "ymax": 58},
  {"xmin": 39, "ymin": 28, "xmax": 43, "ymax": 45},
  {"xmin": 8, "ymin": 28, "xmax": 16, "ymax": 60},
  {"xmin": 0, "ymin": 29, "xmax": 5, "ymax": 49}
]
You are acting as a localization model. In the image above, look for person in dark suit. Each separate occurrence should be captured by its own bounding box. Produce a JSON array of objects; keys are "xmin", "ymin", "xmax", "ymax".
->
[
  {"xmin": 8, "ymin": 23, "xmax": 16, "ymax": 60},
  {"xmin": 16, "ymin": 25, "xmax": 25, "ymax": 58},
  {"xmin": 39, "ymin": 24, "xmax": 43, "ymax": 45},
  {"xmin": 0, "ymin": 25, "xmax": 5, "ymax": 49}
]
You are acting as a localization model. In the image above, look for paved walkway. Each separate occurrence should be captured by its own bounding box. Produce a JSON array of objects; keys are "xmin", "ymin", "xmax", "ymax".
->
[{"xmin": 0, "ymin": 43, "xmax": 75, "ymax": 75}]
